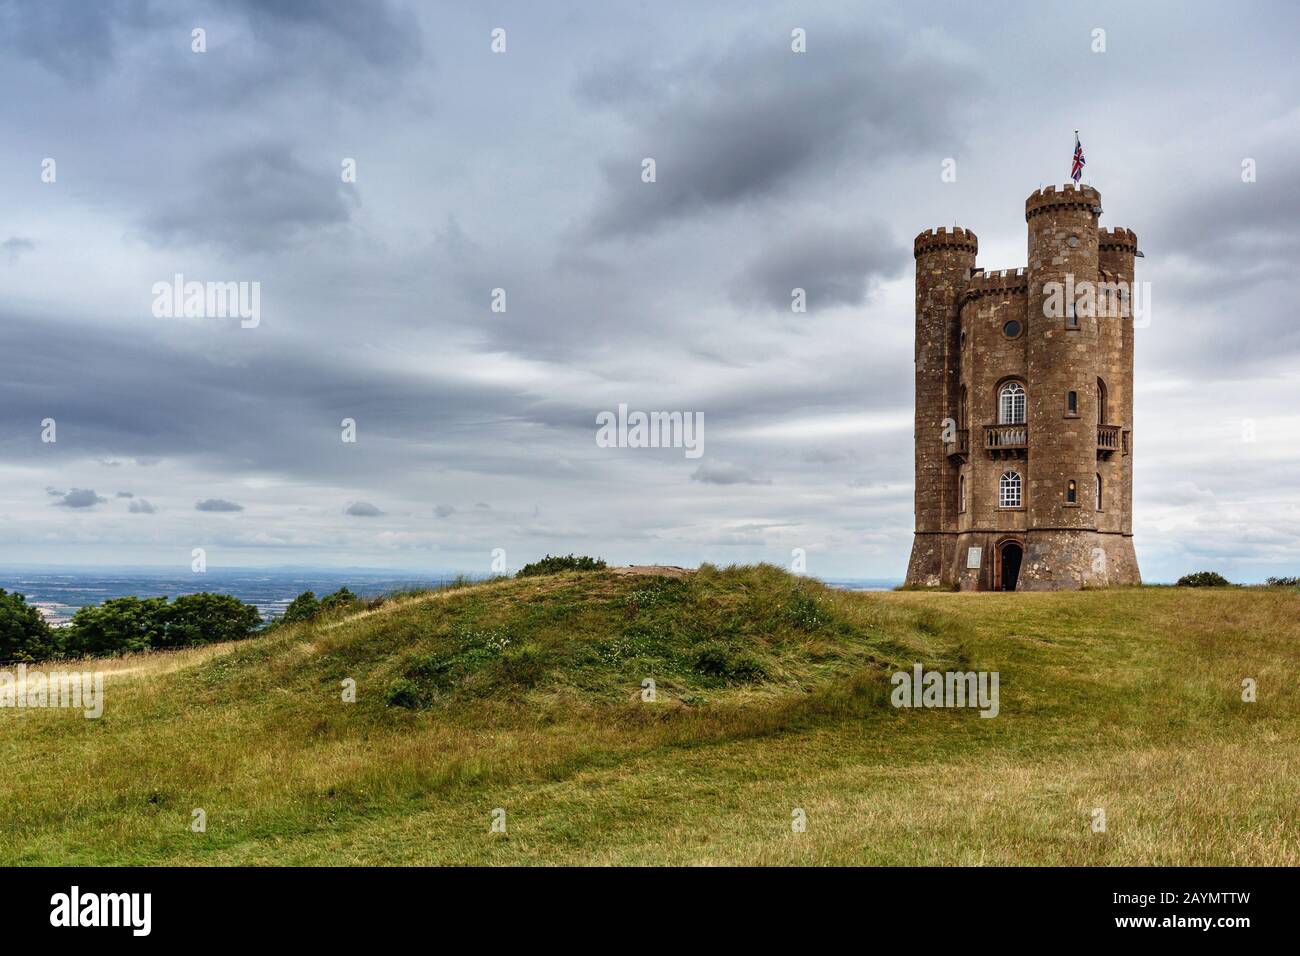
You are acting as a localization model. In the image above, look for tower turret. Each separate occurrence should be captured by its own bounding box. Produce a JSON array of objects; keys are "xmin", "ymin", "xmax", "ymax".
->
[
  {"xmin": 1099, "ymin": 227, "xmax": 1139, "ymax": 546},
  {"xmin": 906, "ymin": 227, "xmax": 977, "ymax": 586}
]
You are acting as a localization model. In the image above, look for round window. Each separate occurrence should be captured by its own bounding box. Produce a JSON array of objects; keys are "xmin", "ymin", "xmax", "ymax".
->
[
  {"xmin": 1067, "ymin": 235, "xmax": 1080, "ymax": 248},
  {"xmin": 1003, "ymin": 320, "xmax": 1022, "ymax": 338}
]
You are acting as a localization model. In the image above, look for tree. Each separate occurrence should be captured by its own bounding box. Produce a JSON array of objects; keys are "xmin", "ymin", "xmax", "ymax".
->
[
  {"xmin": 1176, "ymin": 571, "xmax": 1232, "ymax": 588},
  {"xmin": 161, "ymin": 593, "xmax": 261, "ymax": 648},
  {"xmin": 318, "ymin": 587, "xmax": 358, "ymax": 613},
  {"xmin": 0, "ymin": 588, "xmax": 59, "ymax": 663},
  {"xmin": 281, "ymin": 590, "xmax": 321, "ymax": 624},
  {"xmin": 64, "ymin": 596, "xmax": 169, "ymax": 658},
  {"xmin": 516, "ymin": 555, "xmax": 607, "ymax": 578}
]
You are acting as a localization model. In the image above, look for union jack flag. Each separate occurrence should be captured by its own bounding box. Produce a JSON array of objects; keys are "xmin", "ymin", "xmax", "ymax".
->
[{"xmin": 1070, "ymin": 131, "xmax": 1086, "ymax": 183}]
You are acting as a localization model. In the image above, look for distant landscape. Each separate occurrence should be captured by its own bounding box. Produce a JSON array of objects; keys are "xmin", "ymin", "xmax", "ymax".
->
[
  {"xmin": 0, "ymin": 565, "xmax": 905, "ymax": 627},
  {"xmin": 0, "ymin": 568, "xmax": 480, "ymax": 627}
]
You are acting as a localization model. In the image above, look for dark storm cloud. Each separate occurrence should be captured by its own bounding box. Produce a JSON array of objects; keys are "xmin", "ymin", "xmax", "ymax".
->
[
  {"xmin": 0, "ymin": 312, "xmax": 535, "ymax": 477},
  {"xmin": 137, "ymin": 143, "xmax": 358, "ymax": 254},
  {"xmin": 196, "ymin": 498, "xmax": 243, "ymax": 512},
  {"xmin": 221, "ymin": 0, "xmax": 421, "ymax": 69},
  {"xmin": 0, "ymin": 0, "xmax": 420, "ymax": 93},
  {"xmin": 55, "ymin": 488, "xmax": 106, "ymax": 508},
  {"xmin": 0, "ymin": 0, "xmax": 147, "ymax": 83},
  {"xmin": 731, "ymin": 225, "xmax": 907, "ymax": 311},
  {"xmin": 1150, "ymin": 162, "xmax": 1299, "ymax": 284},
  {"xmin": 580, "ymin": 32, "xmax": 982, "ymax": 238}
]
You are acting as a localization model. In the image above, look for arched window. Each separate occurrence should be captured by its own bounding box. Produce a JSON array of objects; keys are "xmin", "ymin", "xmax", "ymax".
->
[
  {"xmin": 959, "ymin": 474, "xmax": 967, "ymax": 513},
  {"xmin": 1095, "ymin": 473, "xmax": 1103, "ymax": 511},
  {"xmin": 1097, "ymin": 378, "xmax": 1108, "ymax": 424},
  {"xmin": 1066, "ymin": 479, "xmax": 1077, "ymax": 504},
  {"xmin": 999, "ymin": 470, "xmax": 1022, "ymax": 508},
  {"xmin": 999, "ymin": 382, "xmax": 1026, "ymax": 425},
  {"xmin": 960, "ymin": 386, "xmax": 968, "ymax": 428}
]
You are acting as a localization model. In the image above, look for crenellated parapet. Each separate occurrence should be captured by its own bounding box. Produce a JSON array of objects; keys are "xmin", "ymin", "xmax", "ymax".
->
[
  {"xmin": 913, "ymin": 226, "xmax": 978, "ymax": 258},
  {"xmin": 962, "ymin": 267, "xmax": 1028, "ymax": 303},
  {"xmin": 1024, "ymin": 183, "xmax": 1102, "ymax": 221},
  {"xmin": 1098, "ymin": 227, "xmax": 1138, "ymax": 254}
]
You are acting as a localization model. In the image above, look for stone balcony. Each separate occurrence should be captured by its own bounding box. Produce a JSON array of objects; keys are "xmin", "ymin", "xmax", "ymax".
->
[
  {"xmin": 945, "ymin": 428, "xmax": 969, "ymax": 464},
  {"xmin": 984, "ymin": 423, "xmax": 1028, "ymax": 459},
  {"xmin": 1097, "ymin": 424, "xmax": 1122, "ymax": 459}
]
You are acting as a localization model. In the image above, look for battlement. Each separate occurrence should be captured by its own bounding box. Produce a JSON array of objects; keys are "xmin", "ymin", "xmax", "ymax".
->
[
  {"xmin": 1098, "ymin": 227, "xmax": 1138, "ymax": 254},
  {"xmin": 961, "ymin": 267, "xmax": 1028, "ymax": 303},
  {"xmin": 914, "ymin": 226, "xmax": 978, "ymax": 259},
  {"xmin": 1025, "ymin": 183, "xmax": 1102, "ymax": 221}
]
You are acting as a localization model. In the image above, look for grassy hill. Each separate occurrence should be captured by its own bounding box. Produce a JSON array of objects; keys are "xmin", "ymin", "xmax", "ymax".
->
[{"xmin": 2, "ymin": 565, "xmax": 1298, "ymax": 865}]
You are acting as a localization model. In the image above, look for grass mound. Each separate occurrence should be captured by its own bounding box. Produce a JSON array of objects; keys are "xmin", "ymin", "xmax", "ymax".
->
[
  {"xmin": 3, "ymin": 569, "xmax": 1298, "ymax": 865},
  {"xmin": 226, "ymin": 563, "xmax": 970, "ymax": 716}
]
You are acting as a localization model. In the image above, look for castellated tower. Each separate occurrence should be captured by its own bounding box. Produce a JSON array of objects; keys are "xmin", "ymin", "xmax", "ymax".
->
[{"xmin": 904, "ymin": 184, "xmax": 1140, "ymax": 590}]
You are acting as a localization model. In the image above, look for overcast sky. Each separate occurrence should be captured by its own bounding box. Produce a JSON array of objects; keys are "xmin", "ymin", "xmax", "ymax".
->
[{"xmin": 2, "ymin": 0, "xmax": 1298, "ymax": 582}]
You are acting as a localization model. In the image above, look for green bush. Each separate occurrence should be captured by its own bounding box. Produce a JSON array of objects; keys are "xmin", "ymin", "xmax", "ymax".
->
[
  {"xmin": 64, "ymin": 596, "xmax": 169, "ymax": 658},
  {"xmin": 318, "ymin": 587, "xmax": 359, "ymax": 613},
  {"xmin": 692, "ymin": 641, "xmax": 767, "ymax": 682},
  {"xmin": 0, "ymin": 588, "xmax": 59, "ymax": 663},
  {"xmin": 517, "ymin": 554, "xmax": 607, "ymax": 578},
  {"xmin": 158, "ymin": 593, "xmax": 262, "ymax": 648},
  {"xmin": 1265, "ymin": 576, "xmax": 1300, "ymax": 587},
  {"xmin": 384, "ymin": 679, "xmax": 424, "ymax": 709},
  {"xmin": 281, "ymin": 591, "xmax": 321, "ymax": 624},
  {"xmin": 1176, "ymin": 571, "xmax": 1232, "ymax": 588}
]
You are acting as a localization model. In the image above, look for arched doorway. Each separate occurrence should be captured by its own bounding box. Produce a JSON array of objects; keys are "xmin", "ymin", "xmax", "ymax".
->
[{"xmin": 995, "ymin": 538, "xmax": 1024, "ymax": 591}]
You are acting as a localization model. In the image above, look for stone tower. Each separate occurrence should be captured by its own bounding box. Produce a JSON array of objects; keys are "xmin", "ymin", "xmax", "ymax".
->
[{"xmin": 904, "ymin": 183, "xmax": 1140, "ymax": 590}]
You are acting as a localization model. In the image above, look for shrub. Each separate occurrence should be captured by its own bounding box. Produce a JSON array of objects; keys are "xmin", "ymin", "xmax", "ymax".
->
[
  {"xmin": 384, "ymin": 679, "xmax": 423, "ymax": 709},
  {"xmin": 0, "ymin": 588, "xmax": 59, "ymax": 663},
  {"xmin": 1176, "ymin": 571, "xmax": 1231, "ymax": 588},
  {"xmin": 404, "ymin": 653, "xmax": 458, "ymax": 691},
  {"xmin": 517, "ymin": 554, "xmax": 607, "ymax": 578},
  {"xmin": 692, "ymin": 641, "xmax": 767, "ymax": 682},
  {"xmin": 1265, "ymin": 576, "xmax": 1300, "ymax": 587},
  {"xmin": 64, "ymin": 596, "xmax": 169, "ymax": 658},
  {"xmin": 318, "ymin": 587, "xmax": 359, "ymax": 613},
  {"xmin": 161, "ymin": 593, "xmax": 262, "ymax": 648},
  {"xmin": 281, "ymin": 591, "xmax": 321, "ymax": 624}
]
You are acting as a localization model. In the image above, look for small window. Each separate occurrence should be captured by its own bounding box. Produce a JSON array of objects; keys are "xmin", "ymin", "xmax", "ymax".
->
[
  {"xmin": 1095, "ymin": 473, "xmax": 1103, "ymax": 511},
  {"xmin": 1066, "ymin": 302, "xmax": 1079, "ymax": 329},
  {"xmin": 1003, "ymin": 319, "xmax": 1022, "ymax": 338},
  {"xmin": 960, "ymin": 386, "xmax": 968, "ymax": 428},
  {"xmin": 959, "ymin": 474, "xmax": 966, "ymax": 513},
  {"xmin": 1066, "ymin": 390, "xmax": 1078, "ymax": 416},
  {"xmin": 960, "ymin": 329, "xmax": 967, "ymax": 350},
  {"xmin": 1097, "ymin": 378, "xmax": 1108, "ymax": 424},
  {"xmin": 1066, "ymin": 479, "xmax": 1078, "ymax": 504},
  {"xmin": 999, "ymin": 471, "xmax": 1022, "ymax": 508}
]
